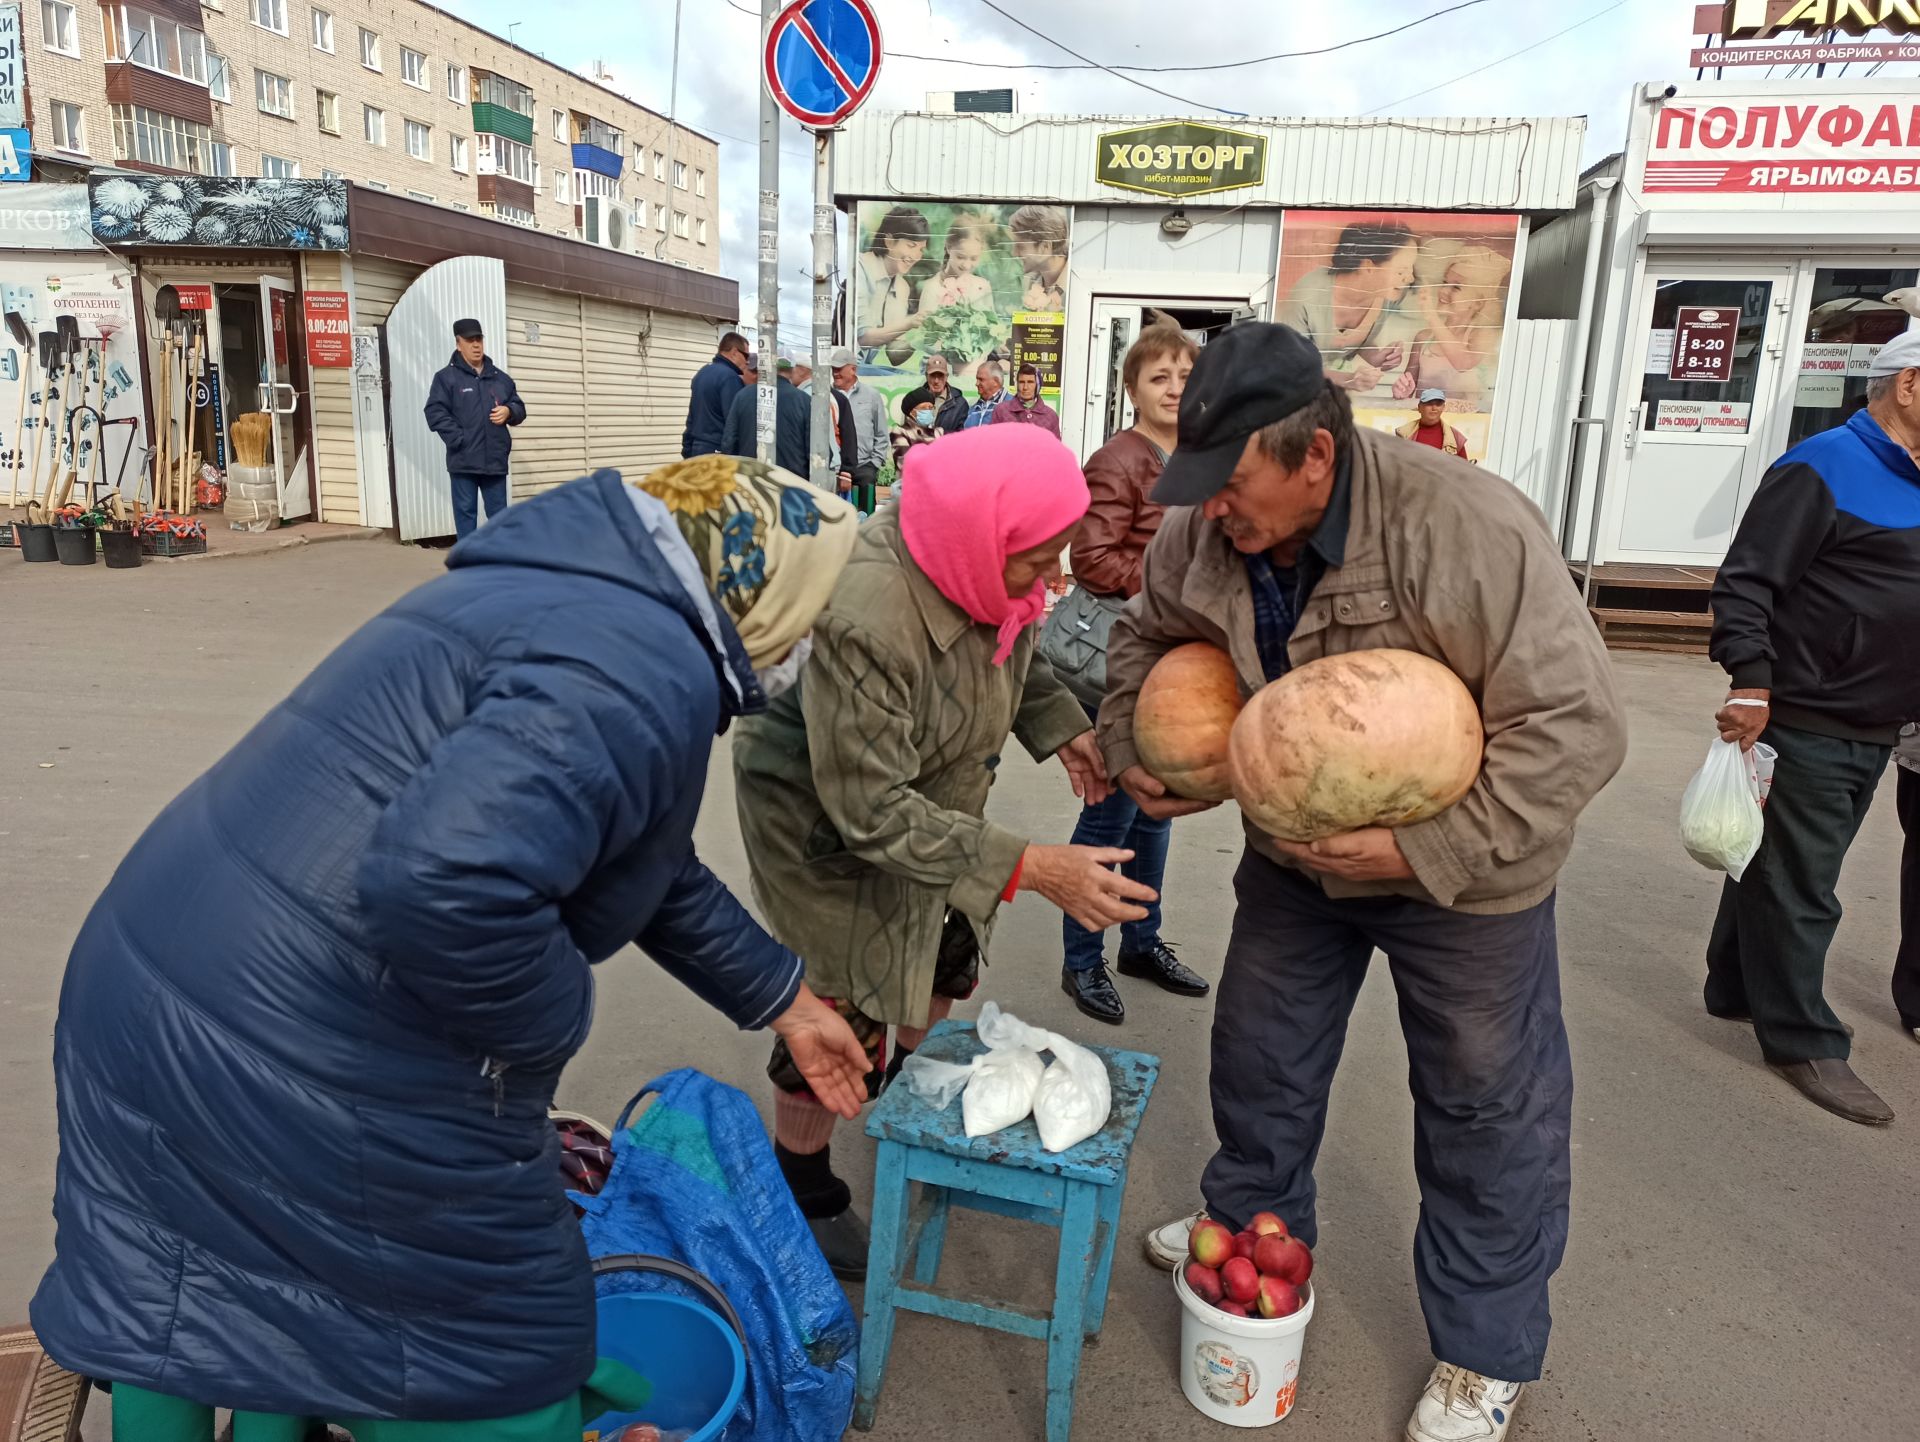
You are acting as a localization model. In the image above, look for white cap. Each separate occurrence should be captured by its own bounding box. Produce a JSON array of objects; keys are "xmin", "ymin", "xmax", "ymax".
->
[{"xmin": 1866, "ymin": 329, "xmax": 1920, "ymax": 376}]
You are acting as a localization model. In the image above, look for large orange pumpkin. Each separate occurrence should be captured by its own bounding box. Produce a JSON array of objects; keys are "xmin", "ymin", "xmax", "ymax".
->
[
  {"xmin": 1134, "ymin": 643, "xmax": 1244, "ymax": 801},
  {"xmin": 1228, "ymin": 649, "xmax": 1483, "ymax": 842}
]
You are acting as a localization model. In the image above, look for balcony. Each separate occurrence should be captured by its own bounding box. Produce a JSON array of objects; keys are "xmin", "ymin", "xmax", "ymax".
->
[
  {"xmin": 477, "ymin": 174, "xmax": 535, "ymax": 212},
  {"xmin": 571, "ymin": 142, "xmax": 622, "ymax": 180},
  {"xmin": 471, "ymin": 101, "xmax": 533, "ymax": 145},
  {"xmin": 104, "ymin": 62, "xmax": 213, "ymax": 126}
]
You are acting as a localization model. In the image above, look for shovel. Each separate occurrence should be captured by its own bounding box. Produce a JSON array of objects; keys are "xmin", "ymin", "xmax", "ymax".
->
[
  {"xmin": 5, "ymin": 310, "xmax": 32, "ymax": 509},
  {"xmin": 40, "ymin": 317, "xmax": 80, "ymax": 515},
  {"xmin": 23, "ymin": 331, "xmax": 60, "ymax": 523}
]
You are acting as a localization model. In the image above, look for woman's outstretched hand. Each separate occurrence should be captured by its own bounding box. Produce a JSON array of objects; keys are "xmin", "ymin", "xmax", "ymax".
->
[
  {"xmin": 768, "ymin": 985, "xmax": 869, "ymax": 1119},
  {"xmin": 1056, "ymin": 732, "xmax": 1113, "ymax": 806},
  {"xmin": 1020, "ymin": 844, "xmax": 1157, "ymax": 933}
]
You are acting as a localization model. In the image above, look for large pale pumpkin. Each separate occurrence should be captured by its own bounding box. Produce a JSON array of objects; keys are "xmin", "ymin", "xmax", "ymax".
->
[
  {"xmin": 1134, "ymin": 643, "xmax": 1244, "ymax": 801},
  {"xmin": 1228, "ymin": 649, "xmax": 1483, "ymax": 842}
]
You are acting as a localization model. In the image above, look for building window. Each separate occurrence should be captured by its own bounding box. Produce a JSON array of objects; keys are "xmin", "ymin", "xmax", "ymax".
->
[
  {"xmin": 451, "ymin": 201, "xmax": 470, "ymax": 212},
  {"xmin": 111, "ymin": 104, "xmax": 215, "ymax": 171},
  {"xmin": 310, "ymin": 7, "xmax": 332, "ymax": 51},
  {"xmin": 363, "ymin": 104, "xmax": 385, "ymax": 146},
  {"xmin": 531, "ymin": 161, "xmax": 542, "ymax": 194},
  {"xmin": 48, "ymin": 101, "xmax": 86, "ymax": 154},
  {"xmin": 210, "ymin": 141, "xmax": 234, "ymax": 176},
  {"xmin": 255, "ymin": 69, "xmax": 294, "ymax": 119},
  {"xmin": 673, "ymin": 209, "xmax": 689, "ymax": 239},
  {"xmin": 492, "ymin": 203, "xmax": 534, "ymax": 227},
  {"xmin": 207, "ymin": 49, "xmax": 231, "ymax": 103},
  {"xmin": 365, "ymin": 178, "xmax": 388, "ymax": 190},
  {"xmin": 449, "ymin": 133, "xmax": 468, "ymax": 172},
  {"xmin": 653, "ymin": 150, "xmax": 664, "ymax": 181},
  {"xmin": 104, "ymin": 6, "xmax": 210, "ymax": 84},
  {"xmin": 401, "ymin": 47, "xmax": 427, "ymax": 89},
  {"xmin": 554, "ymin": 169, "xmax": 569, "ymax": 203},
  {"xmin": 315, "ymin": 89, "xmax": 339, "ymax": 134},
  {"xmin": 478, "ymin": 132, "xmax": 533, "ymax": 184},
  {"xmin": 654, "ymin": 201, "xmax": 667, "ymax": 232},
  {"xmin": 407, "ymin": 189, "xmax": 434, "ymax": 203},
  {"xmin": 446, "ymin": 62, "xmax": 465, "ymax": 103},
  {"xmin": 672, "ymin": 160, "xmax": 687, "ymax": 190},
  {"xmin": 260, "ymin": 153, "xmax": 298, "ymax": 179},
  {"xmin": 251, "ymin": 0, "xmax": 286, "ymax": 35},
  {"xmin": 321, "ymin": 167, "xmax": 342, "ymax": 180},
  {"xmin": 697, "ymin": 217, "xmax": 708, "ymax": 245},
  {"xmin": 551, "ymin": 107, "xmax": 565, "ymax": 141},
  {"xmin": 40, "ymin": 1, "xmax": 78, "ymax": 57},
  {"xmin": 695, "ymin": 167, "xmax": 707, "ymax": 197},
  {"xmin": 473, "ymin": 72, "xmax": 534, "ymax": 118},
  {"xmin": 358, "ymin": 26, "xmax": 379, "ymax": 70},
  {"xmin": 405, "ymin": 119, "xmax": 430, "ymax": 161}
]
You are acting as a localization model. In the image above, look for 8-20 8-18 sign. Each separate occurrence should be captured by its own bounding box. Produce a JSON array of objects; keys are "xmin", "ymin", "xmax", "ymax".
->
[{"xmin": 1670, "ymin": 307, "xmax": 1737, "ymax": 384}]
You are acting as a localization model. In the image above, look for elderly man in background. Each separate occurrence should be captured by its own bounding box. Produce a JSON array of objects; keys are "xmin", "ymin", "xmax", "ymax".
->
[
  {"xmin": 1398, "ymin": 386, "xmax": 1471, "ymax": 462},
  {"xmin": 898, "ymin": 353, "xmax": 969, "ymax": 434},
  {"xmin": 967, "ymin": 359, "xmax": 1007, "ymax": 428},
  {"xmin": 834, "ymin": 348, "xmax": 888, "ymax": 514},
  {"xmin": 723, "ymin": 355, "xmax": 812, "ymax": 475},
  {"xmin": 1705, "ymin": 330, "xmax": 1920, "ymax": 1126},
  {"xmin": 1110, "ymin": 323, "xmax": 1625, "ymax": 1442}
]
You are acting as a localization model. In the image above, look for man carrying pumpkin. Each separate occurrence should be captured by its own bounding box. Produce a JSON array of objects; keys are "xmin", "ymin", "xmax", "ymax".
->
[{"xmin": 1101, "ymin": 323, "xmax": 1627, "ymax": 1442}]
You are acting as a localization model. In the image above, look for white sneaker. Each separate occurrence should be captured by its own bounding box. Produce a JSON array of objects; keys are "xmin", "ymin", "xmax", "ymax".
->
[
  {"xmin": 1405, "ymin": 1363, "xmax": 1524, "ymax": 1442},
  {"xmin": 1143, "ymin": 1211, "xmax": 1203, "ymax": 1270}
]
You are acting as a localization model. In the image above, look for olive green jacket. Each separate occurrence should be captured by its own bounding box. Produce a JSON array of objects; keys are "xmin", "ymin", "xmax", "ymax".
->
[{"xmin": 732, "ymin": 511, "xmax": 1091, "ymax": 1026}]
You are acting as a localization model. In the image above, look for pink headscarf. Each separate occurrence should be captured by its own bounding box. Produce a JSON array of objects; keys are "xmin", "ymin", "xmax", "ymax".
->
[{"xmin": 899, "ymin": 425, "xmax": 1091, "ymax": 666}]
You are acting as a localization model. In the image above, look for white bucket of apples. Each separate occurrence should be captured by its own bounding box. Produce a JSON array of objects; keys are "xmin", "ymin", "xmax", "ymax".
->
[{"xmin": 1173, "ymin": 1213, "xmax": 1316, "ymax": 1428}]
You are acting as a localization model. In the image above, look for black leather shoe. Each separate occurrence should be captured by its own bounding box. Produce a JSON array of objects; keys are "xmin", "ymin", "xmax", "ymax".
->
[
  {"xmin": 808, "ymin": 1208, "xmax": 871, "ymax": 1279},
  {"xmin": 1116, "ymin": 941, "xmax": 1211, "ymax": 997},
  {"xmin": 1770, "ymin": 1058, "xmax": 1894, "ymax": 1125},
  {"xmin": 1063, "ymin": 964, "xmax": 1126, "ymax": 1024}
]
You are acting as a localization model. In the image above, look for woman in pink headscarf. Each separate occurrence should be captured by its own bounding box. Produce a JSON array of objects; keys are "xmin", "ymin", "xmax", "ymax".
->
[{"xmin": 732, "ymin": 424, "xmax": 1158, "ymax": 1274}]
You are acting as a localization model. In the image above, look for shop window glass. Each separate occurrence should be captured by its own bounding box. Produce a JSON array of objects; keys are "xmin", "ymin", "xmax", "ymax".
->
[
  {"xmin": 1789, "ymin": 266, "xmax": 1920, "ymax": 448},
  {"xmin": 1637, "ymin": 279, "xmax": 1773, "ymax": 436}
]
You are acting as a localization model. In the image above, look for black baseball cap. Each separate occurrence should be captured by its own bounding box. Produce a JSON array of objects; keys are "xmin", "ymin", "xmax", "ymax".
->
[
  {"xmin": 1152, "ymin": 323, "xmax": 1327, "ymax": 505},
  {"xmin": 452, "ymin": 318, "xmax": 483, "ymax": 340}
]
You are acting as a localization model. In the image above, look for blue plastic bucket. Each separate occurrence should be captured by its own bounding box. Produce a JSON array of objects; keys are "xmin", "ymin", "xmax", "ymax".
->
[{"xmin": 587, "ymin": 1287, "xmax": 747, "ymax": 1442}]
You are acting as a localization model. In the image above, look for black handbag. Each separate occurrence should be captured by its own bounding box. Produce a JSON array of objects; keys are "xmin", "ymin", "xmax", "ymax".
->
[{"xmin": 1037, "ymin": 583, "xmax": 1127, "ymax": 709}]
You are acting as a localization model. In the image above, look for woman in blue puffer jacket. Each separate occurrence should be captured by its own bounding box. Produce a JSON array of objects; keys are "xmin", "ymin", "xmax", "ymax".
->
[{"xmin": 30, "ymin": 458, "xmax": 868, "ymax": 1442}]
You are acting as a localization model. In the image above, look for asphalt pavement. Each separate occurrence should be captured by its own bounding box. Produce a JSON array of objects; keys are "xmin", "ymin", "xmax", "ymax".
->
[{"xmin": 2, "ymin": 541, "xmax": 1914, "ymax": 1441}]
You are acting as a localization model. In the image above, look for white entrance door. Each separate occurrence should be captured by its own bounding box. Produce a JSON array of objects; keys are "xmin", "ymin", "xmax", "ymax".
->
[
  {"xmin": 258, "ymin": 276, "xmax": 311, "ymax": 521},
  {"xmin": 1608, "ymin": 267, "xmax": 1790, "ymax": 562},
  {"xmin": 1081, "ymin": 298, "xmax": 1243, "ymax": 454}
]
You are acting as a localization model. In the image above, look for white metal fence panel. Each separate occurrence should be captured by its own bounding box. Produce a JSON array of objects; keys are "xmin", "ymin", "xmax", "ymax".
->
[
  {"xmin": 385, "ymin": 256, "xmax": 507, "ymax": 542},
  {"xmin": 1483, "ymin": 318, "xmax": 1574, "ymax": 526}
]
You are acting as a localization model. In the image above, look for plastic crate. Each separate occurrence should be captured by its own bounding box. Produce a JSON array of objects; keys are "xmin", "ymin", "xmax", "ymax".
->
[{"xmin": 139, "ymin": 530, "xmax": 209, "ymax": 558}]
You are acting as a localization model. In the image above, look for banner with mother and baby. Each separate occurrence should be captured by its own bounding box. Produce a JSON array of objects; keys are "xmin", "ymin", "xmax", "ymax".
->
[
  {"xmin": 850, "ymin": 199, "xmax": 1071, "ymax": 448},
  {"xmin": 1276, "ymin": 210, "xmax": 1520, "ymax": 461}
]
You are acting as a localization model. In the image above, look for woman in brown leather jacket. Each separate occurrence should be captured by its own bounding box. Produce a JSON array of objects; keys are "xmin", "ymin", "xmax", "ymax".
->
[{"xmin": 1061, "ymin": 325, "xmax": 1212, "ymax": 1023}]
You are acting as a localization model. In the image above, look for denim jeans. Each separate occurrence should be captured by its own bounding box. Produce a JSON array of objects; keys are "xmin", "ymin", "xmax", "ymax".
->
[
  {"xmin": 1061, "ymin": 719, "xmax": 1170, "ymax": 971},
  {"xmin": 450, "ymin": 472, "xmax": 509, "ymax": 538}
]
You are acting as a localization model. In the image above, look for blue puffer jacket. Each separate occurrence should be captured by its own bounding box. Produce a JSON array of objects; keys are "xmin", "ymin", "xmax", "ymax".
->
[
  {"xmin": 423, "ymin": 351, "xmax": 525, "ymax": 476},
  {"xmin": 30, "ymin": 471, "xmax": 800, "ymax": 1422}
]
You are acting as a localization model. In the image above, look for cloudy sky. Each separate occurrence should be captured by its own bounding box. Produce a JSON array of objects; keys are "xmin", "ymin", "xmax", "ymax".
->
[{"xmin": 447, "ymin": 0, "xmax": 1859, "ymax": 345}]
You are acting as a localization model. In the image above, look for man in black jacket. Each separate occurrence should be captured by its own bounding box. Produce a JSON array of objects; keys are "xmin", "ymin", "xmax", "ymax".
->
[
  {"xmin": 897, "ymin": 353, "xmax": 970, "ymax": 434},
  {"xmin": 1706, "ymin": 329, "xmax": 1920, "ymax": 1125},
  {"xmin": 721, "ymin": 355, "xmax": 811, "ymax": 474},
  {"xmin": 681, "ymin": 330, "xmax": 750, "ymax": 458},
  {"xmin": 422, "ymin": 318, "xmax": 526, "ymax": 538}
]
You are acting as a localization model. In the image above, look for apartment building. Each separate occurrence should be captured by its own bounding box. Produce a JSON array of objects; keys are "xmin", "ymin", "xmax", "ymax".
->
[{"xmin": 21, "ymin": 0, "xmax": 721, "ymax": 269}]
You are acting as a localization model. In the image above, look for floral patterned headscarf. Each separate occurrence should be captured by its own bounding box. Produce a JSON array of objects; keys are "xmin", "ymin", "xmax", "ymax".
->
[{"xmin": 633, "ymin": 456, "xmax": 858, "ymax": 668}]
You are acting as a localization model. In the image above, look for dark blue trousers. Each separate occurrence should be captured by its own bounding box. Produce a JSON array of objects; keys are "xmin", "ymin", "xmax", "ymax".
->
[
  {"xmin": 449, "ymin": 471, "xmax": 508, "ymax": 538},
  {"xmin": 1062, "ymin": 705, "xmax": 1170, "ymax": 971},
  {"xmin": 1202, "ymin": 849, "xmax": 1571, "ymax": 1382}
]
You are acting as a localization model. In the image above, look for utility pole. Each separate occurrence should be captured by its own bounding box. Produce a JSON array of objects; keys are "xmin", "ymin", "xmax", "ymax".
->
[
  {"xmin": 755, "ymin": 0, "xmax": 780, "ymax": 465},
  {"xmin": 808, "ymin": 129, "xmax": 835, "ymax": 493}
]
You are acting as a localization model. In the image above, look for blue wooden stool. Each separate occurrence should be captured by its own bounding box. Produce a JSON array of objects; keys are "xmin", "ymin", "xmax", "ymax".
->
[{"xmin": 853, "ymin": 1020, "xmax": 1159, "ymax": 1442}]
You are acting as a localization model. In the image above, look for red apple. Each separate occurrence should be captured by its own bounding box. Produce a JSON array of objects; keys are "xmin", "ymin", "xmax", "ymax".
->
[
  {"xmin": 1230, "ymin": 1231, "xmax": 1260, "ymax": 1263},
  {"xmin": 1189, "ymin": 1219, "xmax": 1234, "ymax": 1270},
  {"xmin": 1221, "ymin": 1255, "xmax": 1260, "ymax": 1305},
  {"xmin": 1255, "ymin": 1234, "xmax": 1314, "ymax": 1286},
  {"xmin": 1216, "ymin": 1299, "xmax": 1251, "ymax": 1317},
  {"xmin": 1257, "ymin": 1275, "xmax": 1301, "ymax": 1319},
  {"xmin": 1248, "ymin": 1211, "xmax": 1288, "ymax": 1238},
  {"xmin": 1183, "ymin": 1262, "xmax": 1224, "ymax": 1306}
]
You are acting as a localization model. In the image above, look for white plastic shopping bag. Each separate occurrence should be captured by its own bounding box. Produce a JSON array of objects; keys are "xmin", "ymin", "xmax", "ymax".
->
[
  {"xmin": 900, "ymin": 1001, "xmax": 1048, "ymax": 1137},
  {"xmin": 1678, "ymin": 737, "xmax": 1776, "ymax": 882},
  {"xmin": 1032, "ymin": 1030, "xmax": 1113, "ymax": 1154}
]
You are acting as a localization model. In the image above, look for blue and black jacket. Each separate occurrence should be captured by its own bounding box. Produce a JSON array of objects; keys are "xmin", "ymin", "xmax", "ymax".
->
[{"xmin": 1710, "ymin": 407, "xmax": 1920, "ymax": 743}]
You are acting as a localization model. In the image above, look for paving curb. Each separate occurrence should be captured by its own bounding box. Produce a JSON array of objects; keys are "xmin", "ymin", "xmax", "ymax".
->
[{"xmin": 160, "ymin": 526, "xmax": 386, "ymax": 561}]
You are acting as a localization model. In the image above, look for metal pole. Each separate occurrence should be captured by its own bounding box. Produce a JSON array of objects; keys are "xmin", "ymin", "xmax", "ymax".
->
[
  {"xmin": 755, "ymin": 0, "xmax": 780, "ymax": 465},
  {"xmin": 653, "ymin": 0, "xmax": 683, "ymax": 263},
  {"xmin": 808, "ymin": 129, "xmax": 835, "ymax": 492}
]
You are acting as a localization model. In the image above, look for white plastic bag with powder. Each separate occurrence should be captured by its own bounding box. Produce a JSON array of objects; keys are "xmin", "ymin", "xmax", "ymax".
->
[
  {"xmin": 900, "ymin": 1001, "xmax": 1049, "ymax": 1137},
  {"xmin": 1033, "ymin": 1029, "xmax": 1112, "ymax": 1153}
]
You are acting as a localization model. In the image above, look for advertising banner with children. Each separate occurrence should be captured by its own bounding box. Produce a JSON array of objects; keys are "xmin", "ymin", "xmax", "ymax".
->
[
  {"xmin": 1275, "ymin": 210, "xmax": 1519, "ymax": 460},
  {"xmin": 851, "ymin": 200, "xmax": 1071, "ymax": 461}
]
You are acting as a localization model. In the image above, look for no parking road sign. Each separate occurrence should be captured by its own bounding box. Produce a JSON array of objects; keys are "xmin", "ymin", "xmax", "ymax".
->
[{"xmin": 764, "ymin": 0, "xmax": 882, "ymax": 130}]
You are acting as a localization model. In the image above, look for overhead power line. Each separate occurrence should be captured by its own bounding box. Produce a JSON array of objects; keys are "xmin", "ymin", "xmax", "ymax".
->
[
  {"xmin": 963, "ymin": 0, "xmax": 1237, "ymax": 114},
  {"xmin": 1363, "ymin": 0, "xmax": 1628, "ymax": 114}
]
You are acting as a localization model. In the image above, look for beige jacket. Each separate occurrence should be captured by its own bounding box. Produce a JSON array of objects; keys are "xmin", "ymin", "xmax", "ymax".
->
[
  {"xmin": 1100, "ymin": 427, "xmax": 1628, "ymax": 914},
  {"xmin": 733, "ymin": 512, "xmax": 1091, "ymax": 1026}
]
